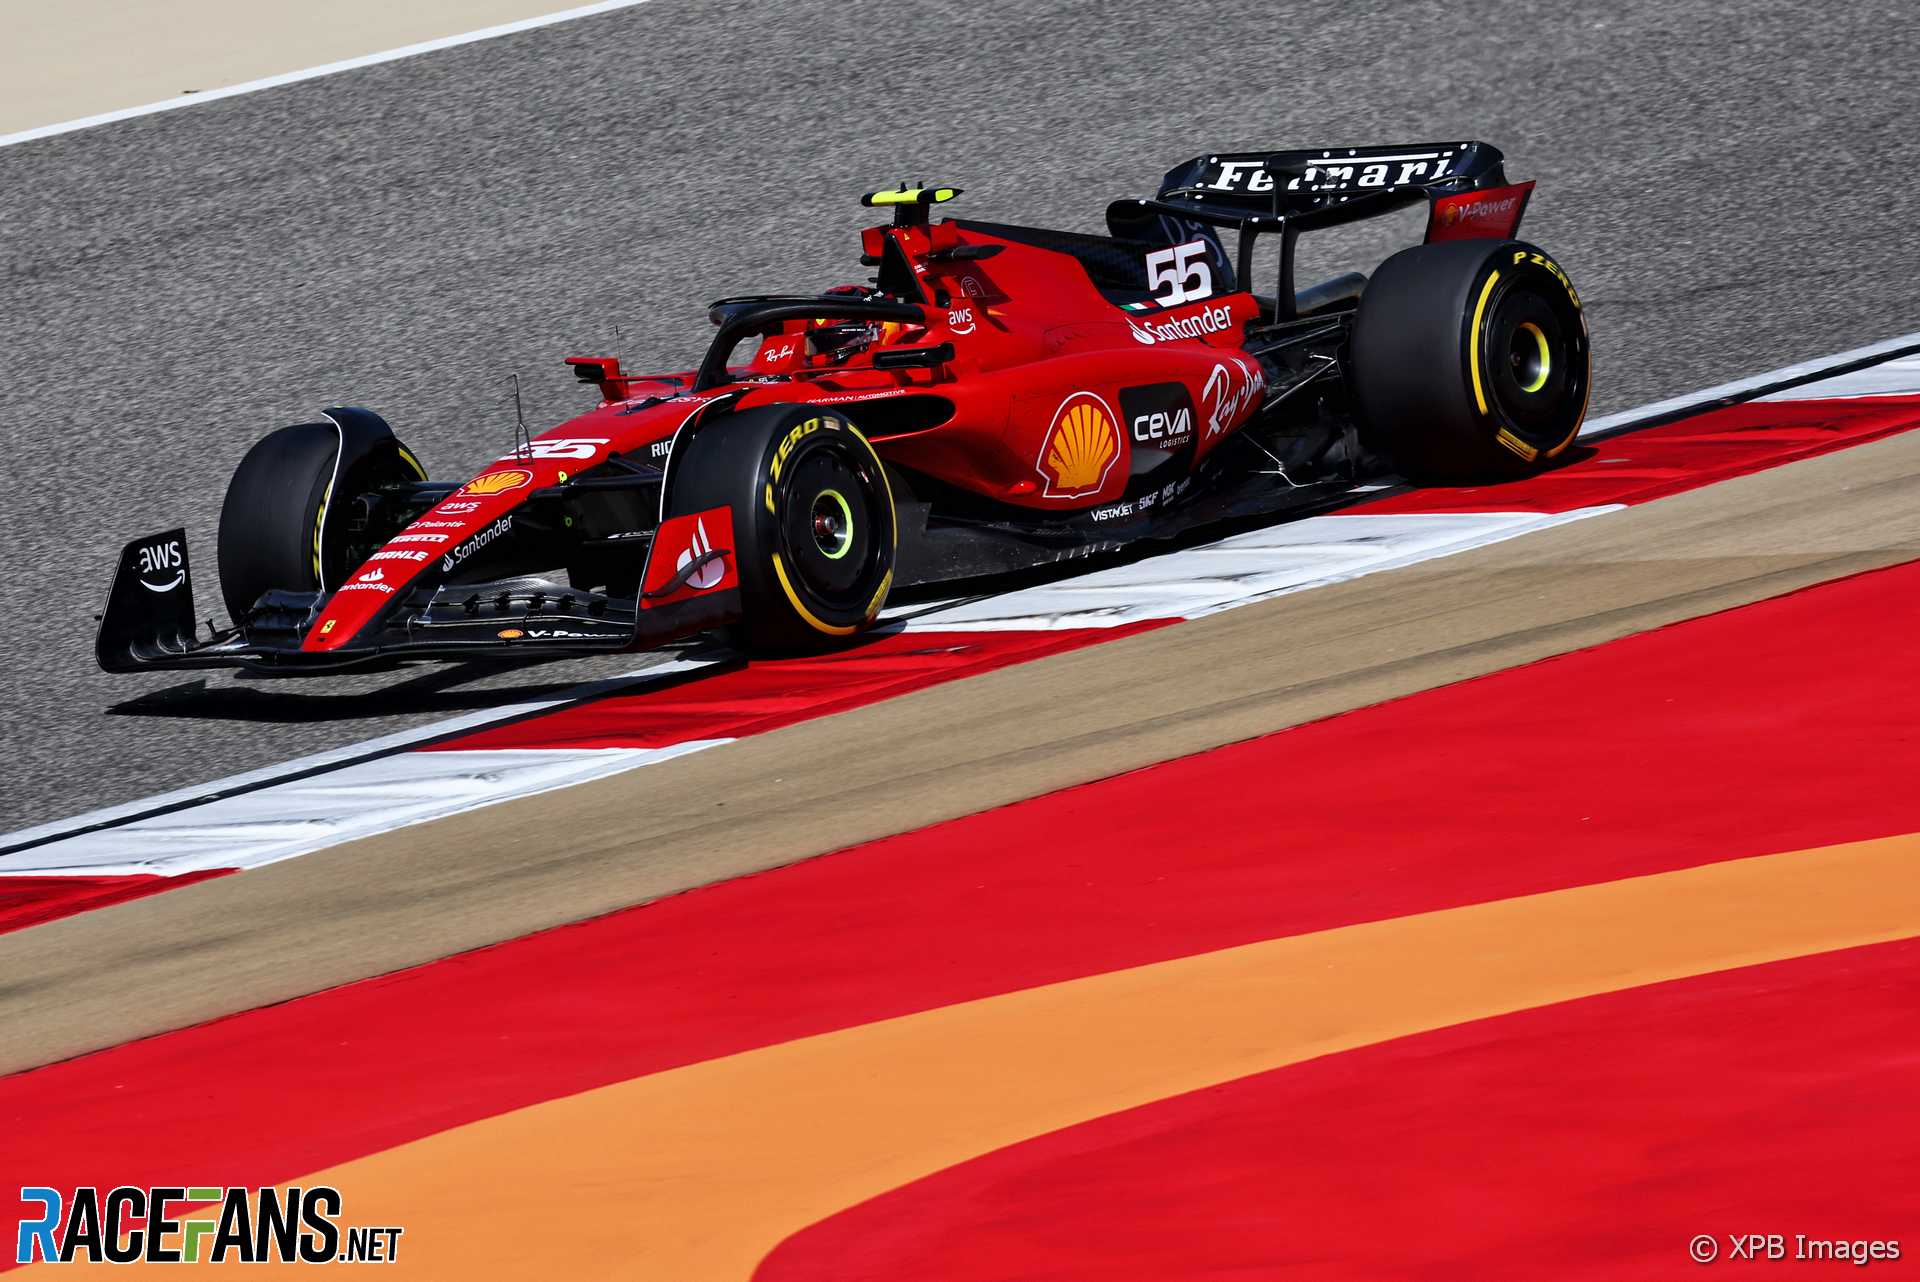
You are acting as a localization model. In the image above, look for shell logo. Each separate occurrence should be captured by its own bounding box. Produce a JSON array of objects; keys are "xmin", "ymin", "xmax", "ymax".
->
[
  {"xmin": 496, "ymin": 628, "xmax": 526, "ymax": 640},
  {"xmin": 461, "ymin": 468, "xmax": 534, "ymax": 496},
  {"xmin": 1036, "ymin": 392, "xmax": 1122, "ymax": 498}
]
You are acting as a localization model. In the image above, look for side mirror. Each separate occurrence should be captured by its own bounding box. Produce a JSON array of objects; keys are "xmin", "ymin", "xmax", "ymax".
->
[
  {"xmin": 872, "ymin": 343, "xmax": 955, "ymax": 370},
  {"xmin": 565, "ymin": 356, "xmax": 624, "ymax": 403}
]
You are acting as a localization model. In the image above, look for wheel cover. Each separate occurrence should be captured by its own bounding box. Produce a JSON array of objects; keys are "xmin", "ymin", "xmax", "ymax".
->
[
  {"xmin": 1475, "ymin": 267, "xmax": 1587, "ymax": 453},
  {"xmin": 768, "ymin": 427, "xmax": 892, "ymax": 628}
]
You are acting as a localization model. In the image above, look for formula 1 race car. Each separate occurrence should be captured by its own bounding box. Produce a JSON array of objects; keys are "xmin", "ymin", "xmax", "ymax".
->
[{"xmin": 98, "ymin": 140, "xmax": 1589, "ymax": 674}]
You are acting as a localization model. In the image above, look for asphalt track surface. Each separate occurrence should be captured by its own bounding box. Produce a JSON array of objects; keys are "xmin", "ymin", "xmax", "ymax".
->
[{"xmin": 3, "ymin": 0, "xmax": 1919, "ymax": 830}]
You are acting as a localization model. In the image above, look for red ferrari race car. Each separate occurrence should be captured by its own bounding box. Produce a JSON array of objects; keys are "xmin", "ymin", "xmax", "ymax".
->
[{"xmin": 98, "ymin": 140, "xmax": 1588, "ymax": 674}]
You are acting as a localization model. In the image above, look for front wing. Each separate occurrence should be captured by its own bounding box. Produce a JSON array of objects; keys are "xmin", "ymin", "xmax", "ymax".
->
[{"xmin": 95, "ymin": 528, "xmax": 740, "ymax": 675}]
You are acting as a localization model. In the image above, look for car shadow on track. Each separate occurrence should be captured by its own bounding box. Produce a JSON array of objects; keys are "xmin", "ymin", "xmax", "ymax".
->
[{"xmin": 103, "ymin": 646, "xmax": 740, "ymax": 725}]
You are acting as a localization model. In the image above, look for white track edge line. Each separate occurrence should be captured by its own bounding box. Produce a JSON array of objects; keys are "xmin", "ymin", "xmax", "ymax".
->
[
  {"xmin": 1184, "ymin": 505, "xmax": 1621, "ymax": 620},
  {"xmin": 11, "ymin": 741, "xmax": 735, "ymax": 879},
  {"xmin": 0, "ymin": 655, "xmax": 720, "ymax": 854},
  {"xmin": 1580, "ymin": 329, "xmax": 1920, "ymax": 436},
  {"xmin": 0, "ymin": 0, "xmax": 658, "ymax": 149}
]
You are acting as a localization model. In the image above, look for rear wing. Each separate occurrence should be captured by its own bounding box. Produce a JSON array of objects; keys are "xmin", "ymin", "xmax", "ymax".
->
[
  {"xmin": 1110, "ymin": 141, "xmax": 1533, "ymax": 319},
  {"xmin": 1157, "ymin": 141, "xmax": 1510, "ymax": 222}
]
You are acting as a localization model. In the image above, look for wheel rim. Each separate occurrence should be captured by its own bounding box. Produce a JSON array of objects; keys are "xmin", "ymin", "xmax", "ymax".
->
[
  {"xmin": 811, "ymin": 488, "xmax": 855, "ymax": 560},
  {"xmin": 1512, "ymin": 321, "xmax": 1552, "ymax": 394}
]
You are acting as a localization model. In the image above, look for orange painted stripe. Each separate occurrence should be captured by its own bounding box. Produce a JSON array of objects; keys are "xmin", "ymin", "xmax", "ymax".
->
[
  {"xmin": 755, "ymin": 933, "xmax": 1920, "ymax": 1279},
  {"xmin": 42, "ymin": 830, "xmax": 1919, "ymax": 1278}
]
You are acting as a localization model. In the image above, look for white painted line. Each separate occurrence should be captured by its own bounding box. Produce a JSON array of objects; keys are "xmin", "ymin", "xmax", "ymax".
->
[
  {"xmin": 1758, "ymin": 352, "xmax": 1920, "ymax": 401},
  {"xmin": 911, "ymin": 509, "xmax": 1619, "ymax": 631},
  {"xmin": 0, "ymin": 0, "xmax": 658, "ymax": 149},
  {"xmin": 6, "ymin": 743, "xmax": 729, "ymax": 877},
  {"xmin": 1581, "ymin": 329, "xmax": 1920, "ymax": 437},
  {"xmin": 0, "ymin": 653, "xmax": 721, "ymax": 857}
]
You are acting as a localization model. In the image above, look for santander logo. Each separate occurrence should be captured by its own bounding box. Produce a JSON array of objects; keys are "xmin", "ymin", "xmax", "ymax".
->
[
  {"xmin": 1128, "ymin": 302, "xmax": 1235, "ymax": 346},
  {"xmin": 676, "ymin": 518, "xmax": 725, "ymax": 590}
]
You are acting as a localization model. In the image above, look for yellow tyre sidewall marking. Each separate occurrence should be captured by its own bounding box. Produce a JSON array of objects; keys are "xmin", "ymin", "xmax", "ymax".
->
[
  {"xmin": 1469, "ymin": 268, "xmax": 1501, "ymax": 416},
  {"xmin": 771, "ymin": 552, "xmax": 861, "ymax": 636},
  {"xmin": 1547, "ymin": 303, "xmax": 1594, "ymax": 459},
  {"xmin": 310, "ymin": 482, "xmax": 331, "ymax": 584},
  {"xmin": 1495, "ymin": 428, "xmax": 1539, "ymax": 462}
]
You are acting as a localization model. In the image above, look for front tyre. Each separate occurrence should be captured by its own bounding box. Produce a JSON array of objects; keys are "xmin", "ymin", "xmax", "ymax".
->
[
  {"xmin": 216, "ymin": 411, "xmax": 425, "ymax": 620},
  {"xmin": 666, "ymin": 405, "xmax": 896, "ymax": 654},
  {"xmin": 1350, "ymin": 239, "xmax": 1590, "ymax": 483}
]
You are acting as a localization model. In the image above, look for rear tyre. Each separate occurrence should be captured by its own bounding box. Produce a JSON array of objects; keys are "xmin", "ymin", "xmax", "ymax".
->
[
  {"xmin": 216, "ymin": 412, "xmax": 425, "ymax": 620},
  {"xmin": 1350, "ymin": 239, "xmax": 1590, "ymax": 483},
  {"xmin": 666, "ymin": 404, "xmax": 896, "ymax": 654}
]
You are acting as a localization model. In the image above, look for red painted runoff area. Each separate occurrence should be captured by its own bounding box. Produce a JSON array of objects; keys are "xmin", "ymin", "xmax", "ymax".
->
[
  {"xmin": 430, "ymin": 623, "xmax": 1165, "ymax": 751},
  {"xmin": 1362, "ymin": 395, "xmax": 1920, "ymax": 514},
  {"xmin": 3, "ymin": 555, "xmax": 1915, "ymax": 1250},
  {"xmin": 0, "ymin": 870, "xmax": 230, "ymax": 936}
]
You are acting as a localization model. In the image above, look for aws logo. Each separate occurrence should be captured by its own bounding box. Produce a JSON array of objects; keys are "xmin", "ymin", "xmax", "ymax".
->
[
  {"xmin": 1035, "ymin": 392, "xmax": 1121, "ymax": 499},
  {"xmin": 134, "ymin": 537, "xmax": 185, "ymax": 593}
]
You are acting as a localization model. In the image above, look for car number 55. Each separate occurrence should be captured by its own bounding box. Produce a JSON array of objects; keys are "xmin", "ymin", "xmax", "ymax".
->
[{"xmin": 1145, "ymin": 240, "xmax": 1214, "ymax": 306}]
